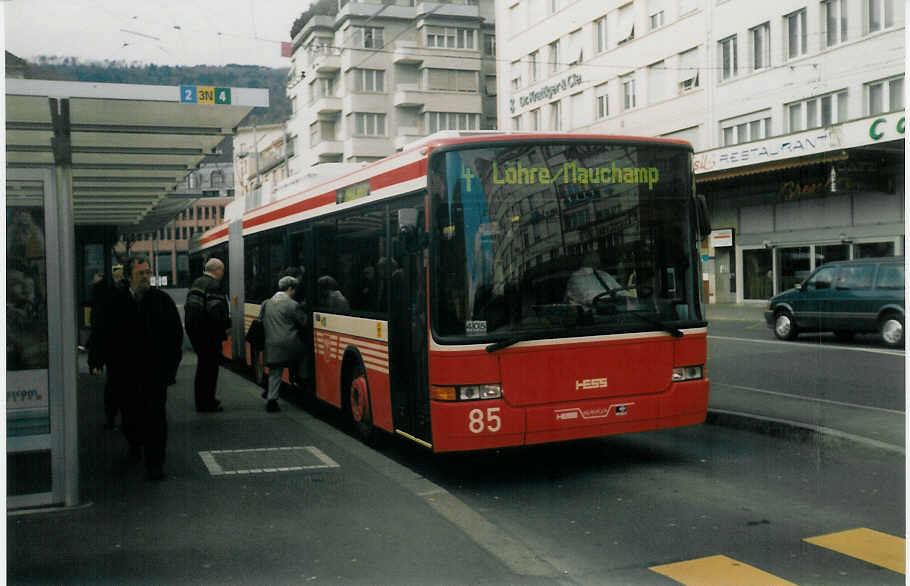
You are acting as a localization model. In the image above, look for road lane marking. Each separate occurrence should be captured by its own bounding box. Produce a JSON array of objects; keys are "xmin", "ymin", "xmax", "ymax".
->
[
  {"xmin": 650, "ymin": 554, "xmax": 796, "ymax": 585},
  {"xmin": 805, "ymin": 528, "xmax": 905, "ymax": 574},
  {"xmin": 708, "ymin": 335, "xmax": 905, "ymax": 357},
  {"xmin": 714, "ymin": 383, "xmax": 905, "ymax": 415}
]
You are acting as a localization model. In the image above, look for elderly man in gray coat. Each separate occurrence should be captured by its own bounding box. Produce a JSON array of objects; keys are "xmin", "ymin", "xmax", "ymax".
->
[{"xmin": 261, "ymin": 275, "xmax": 308, "ymax": 412}]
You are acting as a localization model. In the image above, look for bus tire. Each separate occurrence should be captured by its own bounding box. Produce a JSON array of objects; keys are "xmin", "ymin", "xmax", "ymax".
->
[{"xmin": 347, "ymin": 368, "xmax": 375, "ymax": 444}]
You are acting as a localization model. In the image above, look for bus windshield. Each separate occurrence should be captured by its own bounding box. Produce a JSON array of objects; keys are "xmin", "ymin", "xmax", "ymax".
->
[{"xmin": 430, "ymin": 141, "xmax": 701, "ymax": 342}]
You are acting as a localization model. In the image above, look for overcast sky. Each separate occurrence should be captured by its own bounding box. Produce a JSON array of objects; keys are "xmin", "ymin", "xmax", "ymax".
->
[{"xmin": 4, "ymin": 0, "xmax": 311, "ymax": 68}]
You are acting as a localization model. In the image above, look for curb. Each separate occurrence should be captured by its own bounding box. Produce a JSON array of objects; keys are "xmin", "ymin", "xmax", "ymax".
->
[{"xmin": 706, "ymin": 409, "xmax": 905, "ymax": 455}]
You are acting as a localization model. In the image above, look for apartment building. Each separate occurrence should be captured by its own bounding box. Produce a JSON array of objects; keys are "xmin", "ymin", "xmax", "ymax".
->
[
  {"xmin": 118, "ymin": 161, "xmax": 234, "ymax": 287},
  {"xmin": 233, "ymin": 123, "xmax": 293, "ymax": 209},
  {"xmin": 286, "ymin": 0, "xmax": 497, "ymax": 173},
  {"xmin": 497, "ymin": 0, "xmax": 905, "ymax": 304}
]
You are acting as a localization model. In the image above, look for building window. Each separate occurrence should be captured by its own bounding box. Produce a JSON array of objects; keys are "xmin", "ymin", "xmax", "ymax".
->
[
  {"xmin": 570, "ymin": 92, "xmax": 585, "ymax": 128},
  {"xmin": 182, "ymin": 226, "xmax": 188, "ymax": 240},
  {"xmin": 867, "ymin": 0, "xmax": 895, "ymax": 33},
  {"xmin": 510, "ymin": 60, "xmax": 522, "ymax": 90},
  {"xmin": 311, "ymin": 77, "xmax": 335, "ymax": 100},
  {"xmin": 426, "ymin": 112, "xmax": 480, "ymax": 133},
  {"xmin": 353, "ymin": 69, "xmax": 384, "ymax": 93},
  {"xmin": 530, "ymin": 108, "xmax": 541, "ymax": 130},
  {"xmin": 594, "ymin": 17, "xmax": 608, "ymax": 53},
  {"xmin": 617, "ymin": 3, "xmax": 635, "ymax": 44},
  {"xmin": 210, "ymin": 170, "xmax": 224, "ymax": 187},
  {"xmin": 550, "ymin": 100, "xmax": 562, "ymax": 130},
  {"xmin": 785, "ymin": 9, "xmax": 807, "ymax": 59},
  {"xmin": 568, "ymin": 29, "xmax": 583, "ymax": 65},
  {"xmin": 595, "ymin": 82, "xmax": 610, "ymax": 118},
  {"xmin": 484, "ymin": 34, "xmax": 496, "ymax": 56},
  {"xmin": 787, "ymin": 90, "xmax": 848, "ymax": 130},
  {"xmin": 529, "ymin": 50, "xmax": 540, "ymax": 82},
  {"xmin": 719, "ymin": 35, "xmax": 738, "ymax": 81},
  {"xmin": 648, "ymin": 61, "xmax": 667, "ymax": 104},
  {"xmin": 512, "ymin": 114, "xmax": 522, "ymax": 131},
  {"xmin": 679, "ymin": 0, "xmax": 697, "ymax": 14},
  {"xmin": 426, "ymin": 26, "xmax": 475, "ymax": 49},
  {"xmin": 426, "ymin": 69, "xmax": 478, "ymax": 92},
  {"xmin": 485, "ymin": 75, "xmax": 497, "ymax": 96},
  {"xmin": 548, "ymin": 0, "xmax": 560, "ymax": 13},
  {"xmin": 823, "ymin": 0, "xmax": 848, "ymax": 46},
  {"xmin": 865, "ymin": 76, "xmax": 904, "ymax": 115},
  {"xmin": 354, "ymin": 113, "xmax": 386, "ymax": 137},
  {"xmin": 621, "ymin": 74, "xmax": 636, "ymax": 110},
  {"xmin": 721, "ymin": 115, "xmax": 771, "ymax": 145},
  {"xmin": 648, "ymin": 0, "xmax": 666, "ymax": 30},
  {"xmin": 678, "ymin": 46, "xmax": 700, "ymax": 92},
  {"xmin": 352, "ymin": 27, "xmax": 384, "ymax": 49},
  {"xmin": 750, "ymin": 22, "xmax": 770, "ymax": 70},
  {"xmin": 549, "ymin": 40, "xmax": 560, "ymax": 74},
  {"xmin": 310, "ymin": 121, "xmax": 320, "ymax": 147}
]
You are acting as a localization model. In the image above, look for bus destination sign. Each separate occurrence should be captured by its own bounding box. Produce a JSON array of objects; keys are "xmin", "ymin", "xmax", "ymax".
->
[{"xmin": 337, "ymin": 180, "xmax": 371, "ymax": 203}]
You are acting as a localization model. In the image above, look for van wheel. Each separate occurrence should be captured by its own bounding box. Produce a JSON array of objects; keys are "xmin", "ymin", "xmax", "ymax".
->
[
  {"xmin": 833, "ymin": 330, "xmax": 855, "ymax": 342},
  {"xmin": 773, "ymin": 310, "xmax": 798, "ymax": 341},
  {"xmin": 348, "ymin": 370, "xmax": 375, "ymax": 444},
  {"xmin": 880, "ymin": 314, "xmax": 904, "ymax": 348}
]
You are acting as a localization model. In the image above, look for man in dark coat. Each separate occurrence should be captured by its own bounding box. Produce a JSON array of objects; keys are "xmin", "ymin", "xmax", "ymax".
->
[
  {"xmin": 185, "ymin": 258, "xmax": 230, "ymax": 412},
  {"xmin": 88, "ymin": 265, "xmax": 124, "ymax": 429},
  {"xmin": 102, "ymin": 256, "xmax": 183, "ymax": 481}
]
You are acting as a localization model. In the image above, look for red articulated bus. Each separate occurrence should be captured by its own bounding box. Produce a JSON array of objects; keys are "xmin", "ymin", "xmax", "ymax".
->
[{"xmin": 190, "ymin": 132, "xmax": 711, "ymax": 452}]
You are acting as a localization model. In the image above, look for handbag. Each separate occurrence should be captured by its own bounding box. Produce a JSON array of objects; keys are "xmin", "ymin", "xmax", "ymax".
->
[{"xmin": 245, "ymin": 302, "xmax": 266, "ymax": 347}]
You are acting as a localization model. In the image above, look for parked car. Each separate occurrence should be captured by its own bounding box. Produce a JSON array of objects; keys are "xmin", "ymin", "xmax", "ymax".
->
[{"xmin": 765, "ymin": 257, "xmax": 904, "ymax": 347}]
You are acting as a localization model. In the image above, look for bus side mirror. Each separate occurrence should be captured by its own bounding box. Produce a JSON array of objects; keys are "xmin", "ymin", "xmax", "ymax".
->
[{"xmin": 695, "ymin": 194, "xmax": 711, "ymax": 241}]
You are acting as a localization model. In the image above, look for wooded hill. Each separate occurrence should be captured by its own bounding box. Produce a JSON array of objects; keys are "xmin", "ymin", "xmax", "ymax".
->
[{"xmin": 21, "ymin": 56, "xmax": 291, "ymax": 127}]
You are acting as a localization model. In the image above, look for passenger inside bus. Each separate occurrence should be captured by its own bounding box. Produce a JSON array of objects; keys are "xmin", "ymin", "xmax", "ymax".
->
[{"xmin": 317, "ymin": 275, "xmax": 349, "ymax": 312}]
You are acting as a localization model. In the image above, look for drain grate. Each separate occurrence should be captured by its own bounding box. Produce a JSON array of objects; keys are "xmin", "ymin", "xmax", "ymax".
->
[{"xmin": 198, "ymin": 446, "xmax": 340, "ymax": 476}]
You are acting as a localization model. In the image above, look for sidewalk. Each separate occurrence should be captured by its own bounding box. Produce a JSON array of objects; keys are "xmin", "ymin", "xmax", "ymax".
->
[
  {"xmin": 704, "ymin": 302, "xmax": 767, "ymax": 322},
  {"xmin": 8, "ymin": 354, "xmax": 553, "ymax": 585}
]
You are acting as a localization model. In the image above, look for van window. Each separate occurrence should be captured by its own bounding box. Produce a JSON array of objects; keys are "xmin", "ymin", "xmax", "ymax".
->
[
  {"xmin": 835, "ymin": 265, "xmax": 876, "ymax": 290},
  {"xmin": 875, "ymin": 264, "xmax": 904, "ymax": 289},
  {"xmin": 806, "ymin": 266, "xmax": 838, "ymax": 290}
]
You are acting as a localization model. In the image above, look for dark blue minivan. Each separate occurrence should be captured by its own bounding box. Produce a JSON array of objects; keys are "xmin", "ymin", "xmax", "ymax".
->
[{"xmin": 765, "ymin": 257, "xmax": 905, "ymax": 347}]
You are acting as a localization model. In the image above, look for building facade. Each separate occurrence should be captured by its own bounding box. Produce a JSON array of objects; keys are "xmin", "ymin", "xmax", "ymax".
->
[
  {"xmin": 117, "ymin": 161, "xmax": 235, "ymax": 287},
  {"xmin": 286, "ymin": 0, "xmax": 498, "ymax": 172},
  {"xmin": 233, "ymin": 123, "xmax": 293, "ymax": 209},
  {"xmin": 496, "ymin": 0, "xmax": 904, "ymax": 304}
]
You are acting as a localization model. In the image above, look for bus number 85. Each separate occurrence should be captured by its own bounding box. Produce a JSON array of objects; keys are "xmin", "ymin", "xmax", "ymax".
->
[{"xmin": 468, "ymin": 408, "xmax": 501, "ymax": 433}]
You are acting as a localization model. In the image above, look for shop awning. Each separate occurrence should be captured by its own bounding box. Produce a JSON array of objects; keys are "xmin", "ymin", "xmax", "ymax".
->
[
  {"xmin": 696, "ymin": 151, "xmax": 849, "ymax": 183},
  {"xmin": 5, "ymin": 79, "xmax": 268, "ymax": 234}
]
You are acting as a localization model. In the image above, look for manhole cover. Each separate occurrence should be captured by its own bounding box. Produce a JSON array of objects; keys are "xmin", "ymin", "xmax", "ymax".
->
[{"xmin": 198, "ymin": 446, "xmax": 340, "ymax": 476}]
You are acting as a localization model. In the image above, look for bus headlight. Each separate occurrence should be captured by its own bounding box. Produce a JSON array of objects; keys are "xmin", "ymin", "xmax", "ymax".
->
[
  {"xmin": 431, "ymin": 384, "xmax": 502, "ymax": 401},
  {"xmin": 672, "ymin": 365, "xmax": 704, "ymax": 382}
]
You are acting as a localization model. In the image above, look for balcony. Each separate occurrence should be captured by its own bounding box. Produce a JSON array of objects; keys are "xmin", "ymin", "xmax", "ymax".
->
[
  {"xmin": 393, "ymin": 85, "xmax": 426, "ymax": 107},
  {"xmin": 313, "ymin": 140, "xmax": 344, "ymax": 159},
  {"xmin": 312, "ymin": 54, "xmax": 341, "ymax": 74},
  {"xmin": 416, "ymin": 2, "xmax": 478, "ymax": 18},
  {"xmin": 311, "ymin": 96, "xmax": 342, "ymax": 115},
  {"xmin": 394, "ymin": 127, "xmax": 425, "ymax": 151},
  {"xmin": 393, "ymin": 40, "xmax": 423, "ymax": 65}
]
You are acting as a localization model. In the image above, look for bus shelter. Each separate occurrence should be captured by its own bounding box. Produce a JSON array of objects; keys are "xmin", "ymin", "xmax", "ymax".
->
[{"xmin": 6, "ymin": 79, "xmax": 268, "ymax": 510}]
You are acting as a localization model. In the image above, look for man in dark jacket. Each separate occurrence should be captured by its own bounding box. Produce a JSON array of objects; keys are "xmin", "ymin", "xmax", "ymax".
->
[
  {"xmin": 185, "ymin": 258, "xmax": 230, "ymax": 412},
  {"xmin": 88, "ymin": 265, "xmax": 123, "ymax": 429},
  {"xmin": 102, "ymin": 256, "xmax": 183, "ymax": 481}
]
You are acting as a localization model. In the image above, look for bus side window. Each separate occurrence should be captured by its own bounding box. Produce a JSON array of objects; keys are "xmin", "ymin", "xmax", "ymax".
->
[
  {"xmin": 336, "ymin": 209, "xmax": 385, "ymax": 313},
  {"xmin": 313, "ymin": 218, "xmax": 338, "ymax": 311}
]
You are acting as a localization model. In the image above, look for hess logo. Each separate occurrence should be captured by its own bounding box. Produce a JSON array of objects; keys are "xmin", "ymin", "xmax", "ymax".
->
[{"xmin": 575, "ymin": 377, "xmax": 608, "ymax": 391}]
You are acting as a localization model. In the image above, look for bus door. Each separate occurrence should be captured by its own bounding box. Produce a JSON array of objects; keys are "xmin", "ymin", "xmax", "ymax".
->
[
  {"xmin": 389, "ymin": 200, "xmax": 430, "ymax": 444},
  {"xmin": 289, "ymin": 228, "xmax": 315, "ymax": 384}
]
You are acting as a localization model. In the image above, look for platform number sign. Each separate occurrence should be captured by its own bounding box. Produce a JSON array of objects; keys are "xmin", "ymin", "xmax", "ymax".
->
[{"xmin": 180, "ymin": 85, "xmax": 232, "ymax": 105}]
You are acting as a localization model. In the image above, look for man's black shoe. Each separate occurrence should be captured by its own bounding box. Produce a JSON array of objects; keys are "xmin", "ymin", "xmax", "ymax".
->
[{"xmin": 266, "ymin": 400, "xmax": 280, "ymax": 413}]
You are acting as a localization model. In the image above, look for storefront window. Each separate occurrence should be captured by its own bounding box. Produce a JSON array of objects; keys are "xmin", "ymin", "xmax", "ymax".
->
[
  {"xmin": 855, "ymin": 241, "xmax": 894, "ymax": 258},
  {"xmin": 777, "ymin": 246, "xmax": 810, "ymax": 292},
  {"xmin": 743, "ymin": 249, "xmax": 772, "ymax": 299},
  {"xmin": 815, "ymin": 244, "xmax": 848, "ymax": 266}
]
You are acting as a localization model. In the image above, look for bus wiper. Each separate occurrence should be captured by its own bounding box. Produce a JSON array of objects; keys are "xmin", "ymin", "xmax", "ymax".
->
[
  {"xmin": 485, "ymin": 336, "xmax": 526, "ymax": 353},
  {"xmin": 592, "ymin": 289, "xmax": 684, "ymax": 338}
]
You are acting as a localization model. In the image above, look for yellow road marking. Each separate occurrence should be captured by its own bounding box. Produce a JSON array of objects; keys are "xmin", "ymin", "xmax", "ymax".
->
[
  {"xmin": 650, "ymin": 555, "xmax": 796, "ymax": 585},
  {"xmin": 805, "ymin": 528, "xmax": 905, "ymax": 574}
]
